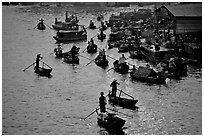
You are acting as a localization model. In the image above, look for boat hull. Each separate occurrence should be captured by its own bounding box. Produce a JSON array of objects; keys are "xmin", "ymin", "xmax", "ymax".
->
[
  {"xmin": 95, "ymin": 56, "xmax": 109, "ymax": 67},
  {"xmin": 97, "ymin": 113, "xmax": 125, "ymax": 130},
  {"xmin": 34, "ymin": 67, "xmax": 52, "ymax": 76},
  {"xmin": 113, "ymin": 61, "xmax": 129, "ymax": 74},
  {"xmin": 108, "ymin": 95, "xmax": 138, "ymax": 108}
]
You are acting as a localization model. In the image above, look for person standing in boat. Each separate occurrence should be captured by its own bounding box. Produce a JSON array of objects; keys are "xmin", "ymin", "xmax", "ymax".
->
[
  {"xmin": 99, "ymin": 92, "xmax": 106, "ymax": 113},
  {"xmin": 110, "ymin": 79, "xmax": 120, "ymax": 97},
  {"xmin": 37, "ymin": 18, "xmax": 44, "ymax": 28},
  {"xmin": 90, "ymin": 38, "xmax": 94, "ymax": 46},
  {"xmin": 54, "ymin": 44, "xmax": 62, "ymax": 54},
  {"xmin": 101, "ymin": 49, "xmax": 106, "ymax": 61},
  {"xmin": 71, "ymin": 44, "xmax": 77, "ymax": 61},
  {"xmin": 36, "ymin": 54, "xmax": 43, "ymax": 71}
]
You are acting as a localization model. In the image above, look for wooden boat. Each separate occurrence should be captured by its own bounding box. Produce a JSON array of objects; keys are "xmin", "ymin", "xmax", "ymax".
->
[
  {"xmin": 97, "ymin": 33, "xmax": 106, "ymax": 42},
  {"xmin": 95, "ymin": 55, "xmax": 108, "ymax": 67},
  {"xmin": 37, "ymin": 23, "xmax": 46, "ymax": 30},
  {"xmin": 53, "ymin": 25, "xmax": 87, "ymax": 42},
  {"xmin": 129, "ymin": 50, "xmax": 142, "ymax": 59},
  {"xmin": 88, "ymin": 23, "xmax": 96, "ymax": 29},
  {"xmin": 118, "ymin": 44, "xmax": 129, "ymax": 53},
  {"xmin": 99, "ymin": 25, "xmax": 107, "ymax": 31},
  {"xmin": 63, "ymin": 48, "xmax": 80, "ymax": 64},
  {"xmin": 52, "ymin": 22, "xmax": 78, "ymax": 31},
  {"xmin": 97, "ymin": 112, "xmax": 125, "ymax": 131},
  {"xmin": 113, "ymin": 60, "xmax": 129, "ymax": 74},
  {"xmin": 130, "ymin": 66, "xmax": 166, "ymax": 84},
  {"xmin": 97, "ymin": 15, "xmax": 104, "ymax": 21},
  {"xmin": 108, "ymin": 92, "xmax": 138, "ymax": 109},
  {"xmin": 34, "ymin": 66, "xmax": 52, "ymax": 76},
  {"xmin": 87, "ymin": 44, "xmax": 97, "ymax": 53},
  {"xmin": 108, "ymin": 41, "xmax": 121, "ymax": 49}
]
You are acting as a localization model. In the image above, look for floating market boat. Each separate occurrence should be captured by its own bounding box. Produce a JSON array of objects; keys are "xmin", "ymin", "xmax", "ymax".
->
[
  {"xmin": 97, "ymin": 33, "xmax": 106, "ymax": 42},
  {"xmin": 63, "ymin": 48, "xmax": 80, "ymax": 64},
  {"xmin": 37, "ymin": 23, "xmax": 46, "ymax": 30},
  {"xmin": 53, "ymin": 25, "xmax": 87, "ymax": 42},
  {"xmin": 129, "ymin": 50, "xmax": 142, "ymax": 59},
  {"xmin": 118, "ymin": 44, "xmax": 129, "ymax": 53},
  {"xmin": 52, "ymin": 22, "xmax": 78, "ymax": 31}
]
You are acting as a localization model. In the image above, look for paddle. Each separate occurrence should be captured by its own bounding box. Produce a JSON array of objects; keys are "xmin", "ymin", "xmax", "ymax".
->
[
  {"xmin": 22, "ymin": 62, "xmax": 35, "ymax": 71},
  {"xmin": 83, "ymin": 108, "xmax": 99, "ymax": 120},
  {"xmin": 78, "ymin": 54, "xmax": 91, "ymax": 60},
  {"xmin": 81, "ymin": 47, "xmax": 87, "ymax": 53},
  {"xmin": 33, "ymin": 25, "xmax": 37, "ymax": 29},
  {"xmin": 44, "ymin": 23, "xmax": 52, "ymax": 29},
  {"xmin": 40, "ymin": 61, "xmax": 52, "ymax": 69},
  {"xmin": 107, "ymin": 108, "xmax": 133, "ymax": 118},
  {"xmin": 117, "ymin": 89, "xmax": 135, "ymax": 99},
  {"xmin": 107, "ymin": 67, "xmax": 114, "ymax": 72},
  {"xmin": 85, "ymin": 58, "xmax": 95, "ymax": 66},
  {"xmin": 50, "ymin": 52, "xmax": 55, "ymax": 55}
]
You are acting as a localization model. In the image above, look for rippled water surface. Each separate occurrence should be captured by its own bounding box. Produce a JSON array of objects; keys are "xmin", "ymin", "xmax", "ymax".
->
[{"xmin": 2, "ymin": 4, "xmax": 202, "ymax": 135}]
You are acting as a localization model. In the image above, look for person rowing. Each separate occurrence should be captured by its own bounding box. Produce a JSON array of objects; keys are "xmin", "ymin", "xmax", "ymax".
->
[
  {"xmin": 35, "ymin": 54, "xmax": 43, "ymax": 71},
  {"xmin": 99, "ymin": 91, "xmax": 106, "ymax": 113},
  {"xmin": 110, "ymin": 79, "xmax": 120, "ymax": 97}
]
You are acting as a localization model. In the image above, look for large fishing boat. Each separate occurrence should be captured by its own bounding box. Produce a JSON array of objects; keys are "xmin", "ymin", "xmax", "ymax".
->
[{"xmin": 53, "ymin": 25, "xmax": 87, "ymax": 42}]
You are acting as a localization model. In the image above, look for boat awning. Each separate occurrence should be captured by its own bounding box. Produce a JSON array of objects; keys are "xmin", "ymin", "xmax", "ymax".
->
[{"xmin": 176, "ymin": 20, "xmax": 202, "ymax": 34}]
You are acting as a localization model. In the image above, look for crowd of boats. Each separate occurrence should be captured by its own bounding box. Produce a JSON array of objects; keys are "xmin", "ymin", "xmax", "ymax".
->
[{"xmin": 23, "ymin": 9, "xmax": 189, "ymax": 133}]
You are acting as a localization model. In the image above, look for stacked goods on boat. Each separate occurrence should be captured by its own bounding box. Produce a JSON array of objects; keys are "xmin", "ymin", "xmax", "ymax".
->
[
  {"xmin": 130, "ymin": 66, "xmax": 166, "ymax": 84},
  {"xmin": 52, "ymin": 22, "xmax": 79, "ymax": 31},
  {"xmin": 53, "ymin": 25, "xmax": 87, "ymax": 42},
  {"xmin": 107, "ymin": 31, "xmax": 124, "ymax": 49}
]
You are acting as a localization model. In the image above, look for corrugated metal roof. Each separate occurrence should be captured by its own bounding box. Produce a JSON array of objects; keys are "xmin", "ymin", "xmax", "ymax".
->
[{"xmin": 162, "ymin": 3, "xmax": 202, "ymax": 17}]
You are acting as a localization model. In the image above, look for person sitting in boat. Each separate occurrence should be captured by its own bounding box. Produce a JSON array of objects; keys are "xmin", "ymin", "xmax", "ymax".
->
[
  {"xmin": 118, "ymin": 54, "xmax": 127, "ymax": 65},
  {"xmin": 71, "ymin": 44, "xmax": 77, "ymax": 61},
  {"xmin": 36, "ymin": 54, "xmax": 43, "ymax": 71},
  {"xmin": 54, "ymin": 44, "xmax": 62, "ymax": 54},
  {"xmin": 90, "ymin": 20, "xmax": 94, "ymax": 27},
  {"xmin": 131, "ymin": 65, "xmax": 136, "ymax": 72},
  {"xmin": 99, "ymin": 92, "xmax": 106, "ymax": 113},
  {"xmin": 110, "ymin": 79, "xmax": 120, "ymax": 97}
]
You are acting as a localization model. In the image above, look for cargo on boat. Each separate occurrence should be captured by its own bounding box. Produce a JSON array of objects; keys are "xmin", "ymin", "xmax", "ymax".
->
[{"xmin": 113, "ymin": 60, "xmax": 129, "ymax": 74}]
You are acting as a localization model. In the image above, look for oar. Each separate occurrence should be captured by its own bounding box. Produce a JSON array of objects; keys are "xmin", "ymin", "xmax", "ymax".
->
[
  {"xmin": 117, "ymin": 89, "xmax": 135, "ymax": 99},
  {"xmin": 22, "ymin": 62, "xmax": 35, "ymax": 71},
  {"xmin": 33, "ymin": 25, "xmax": 37, "ymax": 29},
  {"xmin": 107, "ymin": 108, "xmax": 133, "ymax": 118},
  {"xmin": 83, "ymin": 108, "xmax": 99, "ymax": 120},
  {"xmin": 106, "ymin": 54, "xmax": 117, "ymax": 61},
  {"xmin": 78, "ymin": 54, "xmax": 91, "ymax": 60},
  {"xmin": 85, "ymin": 58, "xmax": 95, "ymax": 66},
  {"xmin": 44, "ymin": 23, "xmax": 52, "ymax": 29},
  {"xmin": 40, "ymin": 61, "xmax": 52, "ymax": 69},
  {"xmin": 82, "ymin": 47, "xmax": 87, "ymax": 53},
  {"xmin": 50, "ymin": 52, "xmax": 55, "ymax": 55},
  {"xmin": 107, "ymin": 67, "xmax": 114, "ymax": 72}
]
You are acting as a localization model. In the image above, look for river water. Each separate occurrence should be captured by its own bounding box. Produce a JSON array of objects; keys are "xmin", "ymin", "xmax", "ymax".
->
[{"xmin": 2, "ymin": 4, "xmax": 202, "ymax": 135}]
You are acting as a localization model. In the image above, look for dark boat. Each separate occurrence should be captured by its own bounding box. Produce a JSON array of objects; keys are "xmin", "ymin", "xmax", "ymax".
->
[
  {"xmin": 55, "ymin": 51, "xmax": 64, "ymax": 58},
  {"xmin": 97, "ymin": 33, "xmax": 106, "ymax": 42},
  {"xmin": 108, "ymin": 92, "xmax": 138, "ymax": 109},
  {"xmin": 97, "ymin": 15, "xmax": 104, "ymax": 21},
  {"xmin": 34, "ymin": 66, "xmax": 52, "ymax": 76},
  {"xmin": 87, "ymin": 44, "xmax": 97, "ymax": 53},
  {"xmin": 97, "ymin": 112, "xmax": 125, "ymax": 131},
  {"xmin": 113, "ymin": 60, "xmax": 129, "ymax": 74},
  {"xmin": 130, "ymin": 66, "xmax": 166, "ymax": 84},
  {"xmin": 63, "ymin": 48, "xmax": 80, "ymax": 64},
  {"xmin": 99, "ymin": 25, "xmax": 107, "ymax": 31},
  {"xmin": 37, "ymin": 23, "xmax": 46, "ymax": 30},
  {"xmin": 129, "ymin": 50, "xmax": 142, "ymax": 59},
  {"xmin": 95, "ymin": 55, "xmax": 108, "ymax": 67},
  {"xmin": 53, "ymin": 25, "xmax": 87, "ymax": 42},
  {"xmin": 89, "ymin": 23, "xmax": 96, "ymax": 29},
  {"xmin": 118, "ymin": 44, "xmax": 129, "ymax": 53}
]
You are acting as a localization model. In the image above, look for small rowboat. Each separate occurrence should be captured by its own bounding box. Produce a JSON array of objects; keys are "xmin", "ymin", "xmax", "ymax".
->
[
  {"xmin": 37, "ymin": 23, "xmax": 46, "ymax": 30},
  {"xmin": 34, "ymin": 66, "xmax": 52, "ymax": 76},
  {"xmin": 87, "ymin": 44, "xmax": 97, "ymax": 53},
  {"xmin": 95, "ymin": 55, "xmax": 108, "ymax": 67},
  {"xmin": 63, "ymin": 48, "xmax": 80, "ymax": 64},
  {"xmin": 118, "ymin": 44, "xmax": 129, "ymax": 53},
  {"xmin": 97, "ymin": 33, "xmax": 106, "ymax": 42},
  {"xmin": 89, "ymin": 24, "xmax": 96, "ymax": 29},
  {"xmin": 113, "ymin": 60, "xmax": 129, "ymax": 74},
  {"xmin": 97, "ymin": 112, "xmax": 125, "ymax": 131},
  {"xmin": 129, "ymin": 50, "xmax": 142, "ymax": 59},
  {"xmin": 108, "ymin": 94, "xmax": 138, "ymax": 109}
]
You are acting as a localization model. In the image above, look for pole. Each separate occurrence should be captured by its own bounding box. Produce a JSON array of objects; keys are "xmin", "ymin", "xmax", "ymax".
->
[
  {"xmin": 85, "ymin": 58, "xmax": 95, "ymax": 66},
  {"xmin": 40, "ymin": 61, "xmax": 52, "ymax": 69},
  {"xmin": 117, "ymin": 89, "xmax": 135, "ymax": 99},
  {"xmin": 78, "ymin": 54, "xmax": 91, "ymax": 60},
  {"xmin": 106, "ymin": 67, "xmax": 113, "ymax": 72},
  {"xmin": 22, "ymin": 62, "xmax": 35, "ymax": 71},
  {"xmin": 107, "ymin": 108, "xmax": 133, "ymax": 118},
  {"xmin": 83, "ymin": 108, "xmax": 99, "ymax": 120}
]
